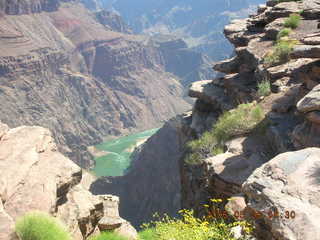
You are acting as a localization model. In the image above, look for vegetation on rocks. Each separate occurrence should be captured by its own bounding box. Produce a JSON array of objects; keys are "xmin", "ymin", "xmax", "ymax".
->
[
  {"xmin": 89, "ymin": 232, "xmax": 128, "ymax": 240},
  {"xmin": 257, "ymin": 79, "xmax": 271, "ymax": 97},
  {"xmin": 139, "ymin": 209, "xmax": 252, "ymax": 240},
  {"xmin": 265, "ymin": 12, "xmax": 301, "ymax": 66},
  {"xmin": 185, "ymin": 103, "xmax": 265, "ymax": 164},
  {"xmin": 284, "ymin": 14, "xmax": 301, "ymax": 29},
  {"xmin": 276, "ymin": 28, "xmax": 292, "ymax": 40},
  {"xmin": 264, "ymin": 39, "xmax": 297, "ymax": 65},
  {"xmin": 14, "ymin": 209, "xmax": 252, "ymax": 240},
  {"xmin": 15, "ymin": 212, "xmax": 71, "ymax": 240}
]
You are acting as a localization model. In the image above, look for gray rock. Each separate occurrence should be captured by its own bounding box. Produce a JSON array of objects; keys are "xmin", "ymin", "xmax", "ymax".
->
[
  {"xmin": 189, "ymin": 80, "xmax": 232, "ymax": 111},
  {"xmin": 265, "ymin": 18, "xmax": 286, "ymax": 40},
  {"xmin": 224, "ymin": 19, "xmax": 249, "ymax": 46},
  {"xmin": 243, "ymin": 148, "xmax": 320, "ymax": 240},
  {"xmin": 302, "ymin": 0, "xmax": 320, "ymax": 19},
  {"xmin": 291, "ymin": 45, "xmax": 320, "ymax": 59},
  {"xmin": 265, "ymin": 2, "xmax": 302, "ymax": 21},
  {"xmin": 301, "ymin": 33, "xmax": 320, "ymax": 45},
  {"xmin": 297, "ymin": 84, "xmax": 320, "ymax": 112},
  {"xmin": 306, "ymin": 111, "xmax": 320, "ymax": 124},
  {"xmin": 213, "ymin": 56, "xmax": 240, "ymax": 74}
]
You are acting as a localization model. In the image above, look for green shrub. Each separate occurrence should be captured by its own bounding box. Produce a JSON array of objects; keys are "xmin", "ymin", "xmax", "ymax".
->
[
  {"xmin": 138, "ymin": 228, "xmax": 157, "ymax": 240},
  {"xmin": 277, "ymin": 28, "xmax": 292, "ymax": 40},
  {"xmin": 89, "ymin": 232, "xmax": 128, "ymax": 240},
  {"xmin": 15, "ymin": 212, "xmax": 71, "ymax": 240},
  {"xmin": 212, "ymin": 103, "xmax": 265, "ymax": 144},
  {"xmin": 257, "ymin": 80, "xmax": 271, "ymax": 97},
  {"xmin": 185, "ymin": 103, "xmax": 265, "ymax": 164},
  {"xmin": 264, "ymin": 39, "xmax": 296, "ymax": 65},
  {"xmin": 140, "ymin": 209, "xmax": 252, "ymax": 240},
  {"xmin": 284, "ymin": 14, "xmax": 301, "ymax": 29}
]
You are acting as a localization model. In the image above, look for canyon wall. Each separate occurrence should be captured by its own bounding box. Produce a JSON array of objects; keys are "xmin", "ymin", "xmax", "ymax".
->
[
  {"xmin": 90, "ymin": 114, "xmax": 193, "ymax": 227},
  {"xmin": 101, "ymin": 0, "xmax": 265, "ymax": 61},
  {"xmin": 0, "ymin": 0, "xmax": 195, "ymax": 167},
  {"xmin": 91, "ymin": 1, "xmax": 320, "ymax": 239}
]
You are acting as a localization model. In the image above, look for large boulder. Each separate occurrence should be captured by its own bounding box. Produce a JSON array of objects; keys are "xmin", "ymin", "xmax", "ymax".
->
[
  {"xmin": 243, "ymin": 148, "xmax": 320, "ymax": 240},
  {"xmin": 291, "ymin": 45, "xmax": 320, "ymax": 59},
  {"xmin": 297, "ymin": 84, "xmax": 320, "ymax": 112},
  {"xmin": 189, "ymin": 80, "xmax": 232, "ymax": 111},
  {"xmin": 0, "ymin": 123, "xmax": 137, "ymax": 240},
  {"xmin": 224, "ymin": 19, "xmax": 249, "ymax": 46}
]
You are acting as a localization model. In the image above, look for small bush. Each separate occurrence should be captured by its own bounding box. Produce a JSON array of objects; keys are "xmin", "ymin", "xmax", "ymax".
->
[
  {"xmin": 140, "ymin": 209, "xmax": 252, "ymax": 240},
  {"xmin": 138, "ymin": 228, "xmax": 157, "ymax": 240},
  {"xmin": 277, "ymin": 28, "xmax": 292, "ymax": 40},
  {"xmin": 284, "ymin": 14, "xmax": 301, "ymax": 29},
  {"xmin": 89, "ymin": 232, "xmax": 128, "ymax": 240},
  {"xmin": 264, "ymin": 39, "xmax": 296, "ymax": 65},
  {"xmin": 185, "ymin": 103, "xmax": 265, "ymax": 164},
  {"xmin": 257, "ymin": 80, "xmax": 271, "ymax": 97},
  {"xmin": 15, "ymin": 212, "xmax": 71, "ymax": 240},
  {"xmin": 212, "ymin": 103, "xmax": 265, "ymax": 144}
]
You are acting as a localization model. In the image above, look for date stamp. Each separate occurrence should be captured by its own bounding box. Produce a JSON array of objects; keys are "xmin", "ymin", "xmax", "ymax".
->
[{"xmin": 208, "ymin": 207, "xmax": 296, "ymax": 220}]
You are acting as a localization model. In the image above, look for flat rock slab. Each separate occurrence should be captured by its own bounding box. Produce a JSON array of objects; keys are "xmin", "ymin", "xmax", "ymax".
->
[
  {"xmin": 266, "ymin": 2, "xmax": 302, "ymax": 21},
  {"xmin": 302, "ymin": 33, "xmax": 320, "ymax": 45},
  {"xmin": 243, "ymin": 148, "xmax": 320, "ymax": 240},
  {"xmin": 98, "ymin": 216, "xmax": 126, "ymax": 230},
  {"xmin": 297, "ymin": 84, "xmax": 320, "ymax": 112},
  {"xmin": 189, "ymin": 80, "xmax": 232, "ymax": 110},
  {"xmin": 291, "ymin": 45, "xmax": 320, "ymax": 59}
]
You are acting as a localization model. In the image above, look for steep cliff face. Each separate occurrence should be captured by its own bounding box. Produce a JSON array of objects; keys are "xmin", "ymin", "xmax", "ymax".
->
[
  {"xmin": 0, "ymin": 0, "xmax": 191, "ymax": 167},
  {"xmin": 0, "ymin": 121, "xmax": 137, "ymax": 240},
  {"xmin": 181, "ymin": 1, "xmax": 320, "ymax": 239},
  {"xmin": 91, "ymin": 0, "xmax": 320, "ymax": 239},
  {"xmin": 90, "ymin": 114, "xmax": 193, "ymax": 227}
]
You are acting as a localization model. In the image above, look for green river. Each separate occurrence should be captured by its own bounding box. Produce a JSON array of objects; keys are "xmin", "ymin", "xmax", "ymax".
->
[{"xmin": 92, "ymin": 128, "xmax": 159, "ymax": 177}]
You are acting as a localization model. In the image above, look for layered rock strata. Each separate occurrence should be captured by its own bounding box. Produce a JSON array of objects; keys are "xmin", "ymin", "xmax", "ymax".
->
[
  {"xmin": 91, "ymin": 0, "xmax": 320, "ymax": 239},
  {"xmin": 0, "ymin": 121, "xmax": 136, "ymax": 240},
  {"xmin": 0, "ymin": 0, "xmax": 192, "ymax": 167},
  {"xmin": 180, "ymin": 1, "xmax": 320, "ymax": 239}
]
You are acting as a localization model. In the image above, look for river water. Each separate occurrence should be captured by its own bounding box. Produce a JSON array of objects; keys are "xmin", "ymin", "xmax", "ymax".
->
[{"xmin": 92, "ymin": 128, "xmax": 159, "ymax": 177}]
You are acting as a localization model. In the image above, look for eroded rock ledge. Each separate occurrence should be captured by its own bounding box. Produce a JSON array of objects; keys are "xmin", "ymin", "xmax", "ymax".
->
[
  {"xmin": 0, "ymin": 122, "xmax": 136, "ymax": 240},
  {"xmin": 180, "ymin": 0, "xmax": 320, "ymax": 239}
]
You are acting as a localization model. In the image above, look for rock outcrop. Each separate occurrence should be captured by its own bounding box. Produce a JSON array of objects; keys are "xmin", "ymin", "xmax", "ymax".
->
[
  {"xmin": 243, "ymin": 148, "xmax": 320, "ymax": 240},
  {"xmin": 90, "ymin": 0, "xmax": 320, "ymax": 239},
  {"xmin": 179, "ymin": 1, "xmax": 320, "ymax": 239},
  {"xmin": 0, "ymin": 121, "xmax": 136, "ymax": 240},
  {"xmin": 0, "ymin": 0, "xmax": 192, "ymax": 167}
]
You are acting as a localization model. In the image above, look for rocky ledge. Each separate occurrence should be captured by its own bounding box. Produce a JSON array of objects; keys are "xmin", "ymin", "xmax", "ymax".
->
[
  {"xmin": 181, "ymin": 0, "xmax": 320, "ymax": 239},
  {"xmin": 104, "ymin": 0, "xmax": 320, "ymax": 239},
  {"xmin": 0, "ymin": 122, "xmax": 136, "ymax": 240}
]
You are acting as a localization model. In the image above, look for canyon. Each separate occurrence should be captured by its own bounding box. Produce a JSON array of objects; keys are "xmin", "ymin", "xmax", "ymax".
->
[
  {"xmin": 2, "ymin": 0, "xmax": 320, "ymax": 239},
  {"xmin": 84, "ymin": 0, "xmax": 264, "ymax": 61},
  {"xmin": 0, "ymin": 0, "xmax": 215, "ymax": 168},
  {"xmin": 91, "ymin": 0, "xmax": 320, "ymax": 239}
]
